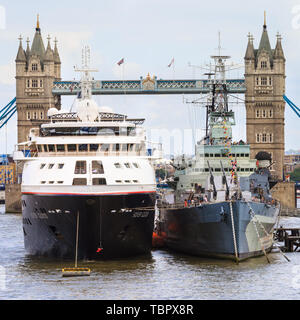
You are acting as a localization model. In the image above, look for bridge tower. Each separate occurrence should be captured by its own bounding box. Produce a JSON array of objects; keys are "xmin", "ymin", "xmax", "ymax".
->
[
  {"xmin": 244, "ymin": 13, "xmax": 286, "ymax": 180},
  {"xmin": 15, "ymin": 15, "xmax": 61, "ymax": 144}
]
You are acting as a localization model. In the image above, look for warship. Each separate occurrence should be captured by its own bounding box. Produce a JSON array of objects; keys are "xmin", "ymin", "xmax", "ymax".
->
[{"xmin": 156, "ymin": 52, "xmax": 280, "ymax": 262}]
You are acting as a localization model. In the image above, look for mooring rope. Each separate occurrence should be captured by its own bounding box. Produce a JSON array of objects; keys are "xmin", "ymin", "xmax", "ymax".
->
[{"xmin": 229, "ymin": 201, "xmax": 239, "ymax": 263}]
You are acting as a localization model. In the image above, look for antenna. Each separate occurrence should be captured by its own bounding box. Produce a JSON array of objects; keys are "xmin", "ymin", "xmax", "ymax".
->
[{"xmin": 74, "ymin": 45, "xmax": 98, "ymax": 100}]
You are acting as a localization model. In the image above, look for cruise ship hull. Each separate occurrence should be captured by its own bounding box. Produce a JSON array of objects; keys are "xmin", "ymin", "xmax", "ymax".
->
[
  {"xmin": 158, "ymin": 201, "xmax": 279, "ymax": 261},
  {"xmin": 22, "ymin": 192, "xmax": 155, "ymax": 259}
]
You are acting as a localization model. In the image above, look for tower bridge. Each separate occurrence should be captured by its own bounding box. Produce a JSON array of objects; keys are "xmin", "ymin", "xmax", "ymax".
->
[
  {"xmin": 1, "ymin": 14, "xmax": 292, "ymax": 181},
  {"xmin": 52, "ymin": 78, "xmax": 246, "ymax": 96}
]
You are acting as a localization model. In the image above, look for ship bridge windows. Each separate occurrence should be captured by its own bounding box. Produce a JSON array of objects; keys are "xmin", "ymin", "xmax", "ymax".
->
[
  {"xmin": 40, "ymin": 163, "xmax": 46, "ymax": 169},
  {"xmin": 100, "ymin": 144, "xmax": 110, "ymax": 152},
  {"xmin": 74, "ymin": 161, "xmax": 86, "ymax": 174},
  {"xmin": 40, "ymin": 126, "xmax": 137, "ymax": 137},
  {"xmin": 58, "ymin": 163, "xmax": 64, "ymax": 169},
  {"xmin": 112, "ymin": 144, "xmax": 120, "ymax": 152},
  {"xmin": 48, "ymin": 164, "xmax": 54, "ymax": 169},
  {"xmin": 124, "ymin": 163, "xmax": 131, "ymax": 169},
  {"xmin": 67, "ymin": 144, "xmax": 77, "ymax": 152},
  {"xmin": 92, "ymin": 161, "xmax": 104, "ymax": 174},
  {"xmin": 79, "ymin": 144, "xmax": 88, "ymax": 152},
  {"xmin": 57, "ymin": 144, "xmax": 65, "ymax": 152},
  {"xmin": 90, "ymin": 144, "xmax": 99, "ymax": 152},
  {"xmin": 72, "ymin": 178, "xmax": 87, "ymax": 185},
  {"xmin": 48, "ymin": 144, "xmax": 55, "ymax": 152}
]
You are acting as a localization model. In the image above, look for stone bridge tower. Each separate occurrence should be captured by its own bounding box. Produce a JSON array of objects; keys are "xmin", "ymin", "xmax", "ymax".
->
[
  {"xmin": 244, "ymin": 14, "xmax": 286, "ymax": 180},
  {"xmin": 15, "ymin": 16, "xmax": 61, "ymax": 144}
]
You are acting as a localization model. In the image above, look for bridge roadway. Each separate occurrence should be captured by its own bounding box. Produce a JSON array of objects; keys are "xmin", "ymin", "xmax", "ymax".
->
[{"xmin": 52, "ymin": 77, "xmax": 246, "ymax": 95}]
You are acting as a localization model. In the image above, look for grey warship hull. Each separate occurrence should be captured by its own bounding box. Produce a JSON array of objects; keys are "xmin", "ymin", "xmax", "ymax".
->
[{"xmin": 159, "ymin": 200, "xmax": 279, "ymax": 261}]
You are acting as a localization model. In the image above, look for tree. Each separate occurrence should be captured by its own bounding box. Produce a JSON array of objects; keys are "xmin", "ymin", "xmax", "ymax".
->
[{"xmin": 290, "ymin": 167, "xmax": 300, "ymax": 182}]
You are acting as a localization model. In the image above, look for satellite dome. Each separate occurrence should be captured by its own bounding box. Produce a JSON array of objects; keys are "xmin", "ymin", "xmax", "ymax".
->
[
  {"xmin": 76, "ymin": 98, "xmax": 99, "ymax": 122},
  {"xmin": 47, "ymin": 108, "xmax": 59, "ymax": 117}
]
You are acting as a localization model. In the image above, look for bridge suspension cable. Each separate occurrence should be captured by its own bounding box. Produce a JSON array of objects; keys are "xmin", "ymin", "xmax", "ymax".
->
[
  {"xmin": 283, "ymin": 95, "xmax": 300, "ymax": 118},
  {"xmin": 0, "ymin": 97, "xmax": 17, "ymax": 129}
]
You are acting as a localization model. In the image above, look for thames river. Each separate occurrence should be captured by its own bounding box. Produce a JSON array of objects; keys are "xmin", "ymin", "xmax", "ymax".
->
[{"xmin": 0, "ymin": 204, "xmax": 300, "ymax": 300}]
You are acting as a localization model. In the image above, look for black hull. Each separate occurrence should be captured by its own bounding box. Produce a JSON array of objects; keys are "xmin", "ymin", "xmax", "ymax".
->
[
  {"xmin": 22, "ymin": 192, "xmax": 155, "ymax": 259},
  {"xmin": 158, "ymin": 201, "xmax": 279, "ymax": 261}
]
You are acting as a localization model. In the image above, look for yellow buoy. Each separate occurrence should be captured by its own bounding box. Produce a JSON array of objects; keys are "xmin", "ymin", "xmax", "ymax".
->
[{"xmin": 62, "ymin": 267, "xmax": 91, "ymax": 277}]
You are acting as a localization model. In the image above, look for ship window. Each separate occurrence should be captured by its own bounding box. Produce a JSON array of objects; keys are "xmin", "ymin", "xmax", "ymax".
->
[
  {"xmin": 44, "ymin": 145, "xmax": 48, "ymax": 152},
  {"xmin": 37, "ymin": 145, "xmax": 42, "ymax": 152},
  {"xmin": 205, "ymin": 153, "xmax": 209, "ymax": 157},
  {"xmin": 48, "ymin": 144, "xmax": 55, "ymax": 152},
  {"xmin": 58, "ymin": 163, "xmax": 64, "ymax": 169},
  {"xmin": 124, "ymin": 180, "xmax": 131, "ymax": 183},
  {"xmin": 49, "ymin": 181, "xmax": 54, "ymax": 184},
  {"xmin": 128, "ymin": 144, "xmax": 134, "ymax": 151},
  {"xmin": 67, "ymin": 144, "xmax": 77, "ymax": 152},
  {"xmin": 41, "ymin": 181, "xmax": 46, "ymax": 184},
  {"xmin": 48, "ymin": 164, "xmax": 54, "ymax": 169},
  {"xmin": 115, "ymin": 180, "xmax": 122, "ymax": 183},
  {"xmin": 79, "ymin": 144, "xmax": 88, "ymax": 152},
  {"xmin": 215, "ymin": 168, "xmax": 221, "ymax": 172},
  {"xmin": 121, "ymin": 144, "xmax": 128, "ymax": 152},
  {"xmin": 240, "ymin": 154, "xmax": 245, "ymax": 157},
  {"xmin": 100, "ymin": 144, "xmax": 110, "ymax": 152},
  {"xmin": 72, "ymin": 178, "xmax": 87, "ymax": 185},
  {"xmin": 92, "ymin": 178, "xmax": 107, "ymax": 185},
  {"xmin": 114, "ymin": 163, "xmax": 122, "ymax": 168},
  {"xmin": 124, "ymin": 163, "xmax": 131, "ymax": 168},
  {"xmin": 245, "ymin": 153, "xmax": 249, "ymax": 157},
  {"xmin": 133, "ymin": 180, "xmax": 139, "ymax": 183},
  {"xmin": 215, "ymin": 154, "xmax": 221, "ymax": 157},
  {"xmin": 135, "ymin": 144, "xmax": 141, "ymax": 152},
  {"xmin": 241, "ymin": 168, "xmax": 245, "ymax": 172},
  {"xmin": 40, "ymin": 163, "xmax": 46, "ymax": 169},
  {"xmin": 112, "ymin": 144, "xmax": 120, "ymax": 152},
  {"xmin": 57, "ymin": 144, "xmax": 65, "ymax": 152},
  {"xmin": 133, "ymin": 163, "xmax": 139, "ymax": 168},
  {"xmin": 205, "ymin": 168, "xmax": 209, "ymax": 172},
  {"xmin": 236, "ymin": 154, "xmax": 240, "ymax": 157},
  {"xmin": 90, "ymin": 144, "xmax": 99, "ymax": 152},
  {"xmin": 57, "ymin": 181, "xmax": 64, "ymax": 184},
  {"xmin": 209, "ymin": 154, "xmax": 214, "ymax": 157},
  {"xmin": 74, "ymin": 161, "xmax": 86, "ymax": 174},
  {"xmin": 92, "ymin": 161, "xmax": 104, "ymax": 174}
]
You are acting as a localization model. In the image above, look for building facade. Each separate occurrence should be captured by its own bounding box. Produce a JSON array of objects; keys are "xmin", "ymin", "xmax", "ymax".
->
[
  {"xmin": 15, "ymin": 16, "xmax": 61, "ymax": 144},
  {"xmin": 244, "ymin": 16, "xmax": 286, "ymax": 180}
]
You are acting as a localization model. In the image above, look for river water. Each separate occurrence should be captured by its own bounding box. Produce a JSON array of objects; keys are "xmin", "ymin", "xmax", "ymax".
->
[{"xmin": 1, "ymin": 204, "xmax": 300, "ymax": 300}]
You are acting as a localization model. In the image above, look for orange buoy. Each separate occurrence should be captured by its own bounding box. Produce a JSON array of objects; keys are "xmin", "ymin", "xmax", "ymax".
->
[{"xmin": 152, "ymin": 231, "xmax": 165, "ymax": 248}]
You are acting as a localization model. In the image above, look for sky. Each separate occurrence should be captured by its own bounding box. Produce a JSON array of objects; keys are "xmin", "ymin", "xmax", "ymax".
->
[{"xmin": 0, "ymin": 0, "xmax": 300, "ymax": 156}]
